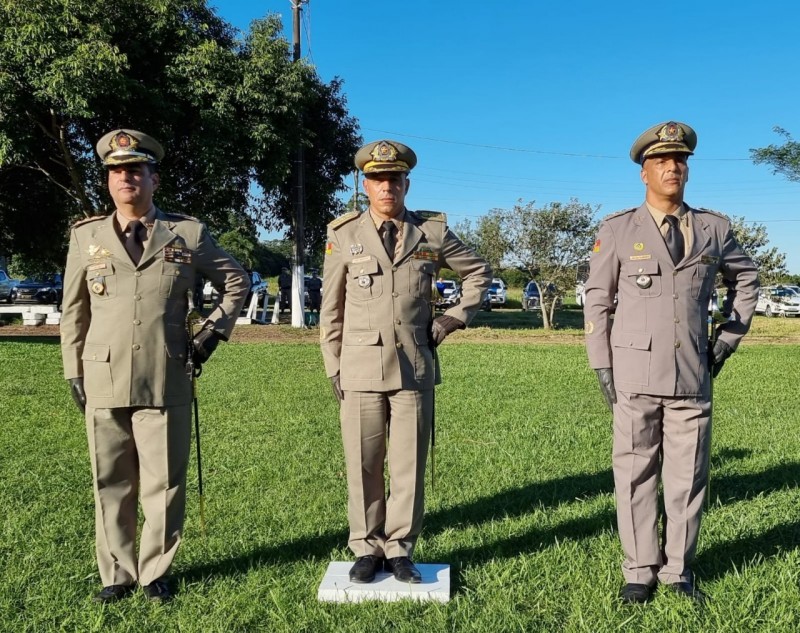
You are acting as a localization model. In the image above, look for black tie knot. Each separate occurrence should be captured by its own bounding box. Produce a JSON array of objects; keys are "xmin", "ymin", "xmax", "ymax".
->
[
  {"xmin": 664, "ymin": 214, "xmax": 684, "ymax": 265},
  {"xmin": 381, "ymin": 221, "xmax": 397, "ymax": 261}
]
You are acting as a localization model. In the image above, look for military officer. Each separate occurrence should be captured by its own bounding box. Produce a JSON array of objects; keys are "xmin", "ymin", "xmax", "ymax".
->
[
  {"xmin": 584, "ymin": 121, "xmax": 759, "ymax": 604},
  {"xmin": 306, "ymin": 269, "xmax": 322, "ymax": 313},
  {"xmin": 320, "ymin": 140, "xmax": 492, "ymax": 583},
  {"xmin": 60, "ymin": 129, "xmax": 249, "ymax": 603}
]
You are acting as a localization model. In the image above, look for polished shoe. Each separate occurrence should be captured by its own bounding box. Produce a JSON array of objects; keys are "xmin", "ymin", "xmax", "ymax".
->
[
  {"xmin": 143, "ymin": 579, "xmax": 173, "ymax": 603},
  {"xmin": 667, "ymin": 581, "xmax": 707, "ymax": 603},
  {"xmin": 618, "ymin": 583, "xmax": 653, "ymax": 604},
  {"xmin": 348, "ymin": 555, "xmax": 384, "ymax": 583},
  {"xmin": 385, "ymin": 556, "xmax": 422, "ymax": 583},
  {"xmin": 93, "ymin": 584, "xmax": 135, "ymax": 603}
]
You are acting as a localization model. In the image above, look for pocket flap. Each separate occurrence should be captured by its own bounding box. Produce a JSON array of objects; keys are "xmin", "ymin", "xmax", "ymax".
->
[
  {"xmin": 624, "ymin": 259, "xmax": 660, "ymax": 276},
  {"xmin": 611, "ymin": 331, "xmax": 652, "ymax": 351},
  {"xmin": 349, "ymin": 257, "xmax": 379, "ymax": 277},
  {"xmin": 162, "ymin": 261, "xmax": 191, "ymax": 279},
  {"xmin": 343, "ymin": 330, "xmax": 381, "ymax": 346},
  {"xmin": 81, "ymin": 343, "xmax": 110, "ymax": 362},
  {"xmin": 165, "ymin": 340, "xmax": 188, "ymax": 361}
]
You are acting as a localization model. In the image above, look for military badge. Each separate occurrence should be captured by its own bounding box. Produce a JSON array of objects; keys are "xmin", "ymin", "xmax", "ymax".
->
[
  {"xmin": 370, "ymin": 141, "xmax": 399, "ymax": 164},
  {"xmin": 90, "ymin": 277, "xmax": 106, "ymax": 295},
  {"xmin": 352, "ymin": 255, "xmax": 371, "ymax": 264},
  {"xmin": 657, "ymin": 121, "xmax": 684, "ymax": 142},
  {"xmin": 357, "ymin": 275, "xmax": 372, "ymax": 288},
  {"xmin": 592, "ymin": 239, "xmax": 601, "ymax": 253},
  {"xmin": 325, "ymin": 242, "xmax": 333, "ymax": 256},
  {"xmin": 413, "ymin": 246, "xmax": 437, "ymax": 261},
  {"xmin": 630, "ymin": 254, "xmax": 651, "ymax": 261},
  {"xmin": 635, "ymin": 275, "xmax": 652, "ymax": 289},
  {"xmin": 164, "ymin": 246, "xmax": 192, "ymax": 264},
  {"xmin": 87, "ymin": 244, "xmax": 111, "ymax": 259},
  {"xmin": 584, "ymin": 321, "xmax": 594, "ymax": 334},
  {"xmin": 350, "ymin": 244, "xmax": 363, "ymax": 255},
  {"xmin": 634, "ymin": 242, "xmax": 644, "ymax": 251},
  {"xmin": 87, "ymin": 262, "xmax": 107, "ymax": 272},
  {"xmin": 109, "ymin": 131, "xmax": 138, "ymax": 153}
]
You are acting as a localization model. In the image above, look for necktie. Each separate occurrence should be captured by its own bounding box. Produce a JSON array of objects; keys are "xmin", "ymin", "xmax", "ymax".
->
[
  {"xmin": 381, "ymin": 221, "xmax": 397, "ymax": 262},
  {"xmin": 664, "ymin": 214, "xmax": 684, "ymax": 265},
  {"xmin": 125, "ymin": 219, "xmax": 146, "ymax": 265}
]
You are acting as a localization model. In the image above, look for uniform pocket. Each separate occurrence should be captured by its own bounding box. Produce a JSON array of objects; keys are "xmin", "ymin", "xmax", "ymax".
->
[
  {"xmin": 163, "ymin": 340, "xmax": 191, "ymax": 398},
  {"xmin": 159, "ymin": 262, "xmax": 193, "ymax": 299},
  {"xmin": 346, "ymin": 257, "xmax": 383, "ymax": 301},
  {"xmin": 341, "ymin": 330, "xmax": 383, "ymax": 381},
  {"xmin": 611, "ymin": 331, "xmax": 652, "ymax": 386},
  {"xmin": 691, "ymin": 263, "xmax": 716, "ymax": 300},
  {"xmin": 623, "ymin": 260, "xmax": 661, "ymax": 298},
  {"xmin": 81, "ymin": 343, "xmax": 112, "ymax": 398},
  {"xmin": 409, "ymin": 259, "xmax": 436, "ymax": 299}
]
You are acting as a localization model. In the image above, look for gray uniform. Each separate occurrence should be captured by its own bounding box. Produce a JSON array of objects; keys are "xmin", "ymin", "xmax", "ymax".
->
[
  {"xmin": 61, "ymin": 207, "xmax": 248, "ymax": 586},
  {"xmin": 320, "ymin": 208, "xmax": 491, "ymax": 558},
  {"xmin": 584, "ymin": 203, "xmax": 758, "ymax": 585}
]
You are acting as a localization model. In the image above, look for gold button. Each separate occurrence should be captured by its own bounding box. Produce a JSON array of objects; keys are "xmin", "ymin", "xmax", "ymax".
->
[
  {"xmin": 392, "ymin": 292, "xmax": 399, "ymax": 297},
  {"xmin": 360, "ymin": 269, "xmax": 365, "ymax": 274},
  {"xmin": 133, "ymin": 344, "xmax": 141, "ymax": 350},
  {"xmin": 174, "ymin": 270, "xmax": 180, "ymax": 276},
  {"xmin": 674, "ymin": 317, "xmax": 680, "ymax": 323},
  {"xmin": 674, "ymin": 341, "xmax": 681, "ymax": 348},
  {"xmin": 673, "ymin": 294, "xmax": 678, "ymax": 299},
  {"xmin": 92, "ymin": 354, "xmax": 97, "ymax": 360},
  {"xmin": 133, "ymin": 319, "xmax": 141, "ymax": 325},
  {"xmin": 135, "ymin": 271, "xmax": 142, "ymax": 277},
  {"xmin": 396, "ymin": 342, "xmax": 403, "ymax": 349},
  {"xmin": 673, "ymin": 270, "xmax": 678, "ymax": 276},
  {"xmin": 638, "ymin": 268, "xmax": 644, "ymax": 273},
  {"xmin": 135, "ymin": 294, "xmax": 142, "ymax": 300},
  {"xmin": 395, "ymin": 319, "xmax": 401, "ymax": 325}
]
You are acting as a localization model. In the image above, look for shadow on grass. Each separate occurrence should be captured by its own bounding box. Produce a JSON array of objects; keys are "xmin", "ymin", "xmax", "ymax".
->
[
  {"xmin": 469, "ymin": 307, "xmax": 585, "ymax": 331},
  {"xmin": 0, "ymin": 335, "xmax": 60, "ymax": 344}
]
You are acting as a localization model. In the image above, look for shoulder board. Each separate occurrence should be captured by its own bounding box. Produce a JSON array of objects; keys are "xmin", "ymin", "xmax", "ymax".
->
[
  {"xmin": 328, "ymin": 210, "xmax": 359, "ymax": 229},
  {"xmin": 413, "ymin": 210, "xmax": 447, "ymax": 223},
  {"xmin": 71, "ymin": 215, "xmax": 106, "ymax": 228},
  {"xmin": 163, "ymin": 212, "xmax": 200, "ymax": 222},
  {"xmin": 692, "ymin": 207, "xmax": 730, "ymax": 220},
  {"xmin": 603, "ymin": 207, "xmax": 637, "ymax": 221}
]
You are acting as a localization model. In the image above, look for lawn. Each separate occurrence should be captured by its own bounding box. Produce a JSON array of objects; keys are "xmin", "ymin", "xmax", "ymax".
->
[{"xmin": 1, "ymin": 321, "xmax": 799, "ymax": 632}]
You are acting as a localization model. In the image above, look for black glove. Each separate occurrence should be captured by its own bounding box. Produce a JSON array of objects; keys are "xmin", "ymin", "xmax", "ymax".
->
[
  {"xmin": 69, "ymin": 377, "xmax": 86, "ymax": 414},
  {"xmin": 430, "ymin": 315, "xmax": 465, "ymax": 346},
  {"xmin": 192, "ymin": 327, "xmax": 222, "ymax": 365},
  {"xmin": 330, "ymin": 373, "xmax": 343, "ymax": 403},
  {"xmin": 709, "ymin": 338, "xmax": 733, "ymax": 378},
  {"xmin": 595, "ymin": 368, "xmax": 617, "ymax": 411}
]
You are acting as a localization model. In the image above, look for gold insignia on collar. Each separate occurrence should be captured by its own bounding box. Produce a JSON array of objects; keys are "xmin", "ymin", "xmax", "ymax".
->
[{"xmin": 634, "ymin": 242, "xmax": 644, "ymax": 251}]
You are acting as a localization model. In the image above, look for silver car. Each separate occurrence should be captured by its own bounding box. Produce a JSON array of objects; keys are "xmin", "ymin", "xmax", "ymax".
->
[{"xmin": 755, "ymin": 286, "xmax": 800, "ymax": 318}]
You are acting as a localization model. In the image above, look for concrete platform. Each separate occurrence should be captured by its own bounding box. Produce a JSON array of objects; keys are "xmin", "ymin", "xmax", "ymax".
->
[{"xmin": 317, "ymin": 561, "xmax": 450, "ymax": 603}]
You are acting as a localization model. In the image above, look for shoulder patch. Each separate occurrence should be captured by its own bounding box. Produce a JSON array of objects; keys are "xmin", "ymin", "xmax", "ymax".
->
[
  {"xmin": 413, "ymin": 210, "xmax": 447, "ymax": 223},
  {"xmin": 693, "ymin": 207, "xmax": 730, "ymax": 220},
  {"xmin": 71, "ymin": 215, "xmax": 106, "ymax": 228},
  {"xmin": 603, "ymin": 207, "xmax": 637, "ymax": 222},
  {"xmin": 328, "ymin": 210, "xmax": 359, "ymax": 229}
]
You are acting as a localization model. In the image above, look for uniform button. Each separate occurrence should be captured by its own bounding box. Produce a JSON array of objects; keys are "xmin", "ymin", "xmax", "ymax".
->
[
  {"xmin": 133, "ymin": 319, "xmax": 141, "ymax": 325},
  {"xmin": 673, "ymin": 270, "xmax": 678, "ymax": 276},
  {"xmin": 359, "ymin": 268, "xmax": 365, "ymax": 274},
  {"xmin": 395, "ymin": 319, "xmax": 401, "ymax": 325},
  {"xmin": 674, "ymin": 341, "xmax": 681, "ymax": 348},
  {"xmin": 674, "ymin": 317, "xmax": 680, "ymax": 323},
  {"xmin": 135, "ymin": 294, "xmax": 142, "ymax": 300},
  {"xmin": 392, "ymin": 292, "xmax": 399, "ymax": 297},
  {"xmin": 396, "ymin": 342, "xmax": 403, "ymax": 349},
  {"xmin": 357, "ymin": 337, "xmax": 363, "ymax": 343},
  {"xmin": 174, "ymin": 270, "xmax": 180, "ymax": 276},
  {"xmin": 133, "ymin": 344, "xmax": 141, "ymax": 350},
  {"xmin": 673, "ymin": 293, "xmax": 678, "ymax": 299},
  {"xmin": 178, "ymin": 353, "xmax": 184, "ymax": 359},
  {"xmin": 134, "ymin": 271, "xmax": 142, "ymax": 277},
  {"xmin": 638, "ymin": 268, "xmax": 644, "ymax": 273},
  {"xmin": 392, "ymin": 266, "xmax": 398, "ymax": 272},
  {"xmin": 92, "ymin": 354, "xmax": 97, "ymax": 360}
]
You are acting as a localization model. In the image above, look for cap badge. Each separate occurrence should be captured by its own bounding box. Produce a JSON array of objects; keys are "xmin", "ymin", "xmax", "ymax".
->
[
  {"xmin": 109, "ymin": 131, "xmax": 139, "ymax": 153},
  {"xmin": 657, "ymin": 122, "xmax": 684, "ymax": 143},
  {"xmin": 370, "ymin": 141, "xmax": 398, "ymax": 164}
]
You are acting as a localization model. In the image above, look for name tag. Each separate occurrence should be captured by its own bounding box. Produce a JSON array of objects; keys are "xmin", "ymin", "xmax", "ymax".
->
[
  {"xmin": 164, "ymin": 246, "xmax": 193, "ymax": 263},
  {"xmin": 629, "ymin": 254, "xmax": 652, "ymax": 261},
  {"xmin": 87, "ymin": 262, "xmax": 108, "ymax": 272},
  {"xmin": 351, "ymin": 255, "xmax": 372, "ymax": 264}
]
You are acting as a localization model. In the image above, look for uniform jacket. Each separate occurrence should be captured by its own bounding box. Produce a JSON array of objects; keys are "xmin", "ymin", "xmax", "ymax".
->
[
  {"xmin": 320, "ymin": 209, "xmax": 492, "ymax": 392},
  {"xmin": 584, "ymin": 204, "xmax": 759, "ymax": 397},
  {"xmin": 61, "ymin": 208, "xmax": 249, "ymax": 407}
]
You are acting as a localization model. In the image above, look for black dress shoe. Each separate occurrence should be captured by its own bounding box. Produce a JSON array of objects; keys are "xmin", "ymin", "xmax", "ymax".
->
[
  {"xmin": 618, "ymin": 583, "xmax": 652, "ymax": 604},
  {"xmin": 143, "ymin": 579, "xmax": 173, "ymax": 603},
  {"xmin": 93, "ymin": 584, "xmax": 135, "ymax": 603},
  {"xmin": 349, "ymin": 555, "xmax": 384, "ymax": 583},
  {"xmin": 667, "ymin": 581, "xmax": 707, "ymax": 603},
  {"xmin": 385, "ymin": 557, "xmax": 422, "ymax": 583}
]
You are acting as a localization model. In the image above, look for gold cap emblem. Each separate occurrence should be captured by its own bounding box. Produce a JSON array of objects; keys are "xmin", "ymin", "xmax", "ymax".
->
[{"xmin": 657, "ymin": 122, "xmax": 685, "ymax": 143}]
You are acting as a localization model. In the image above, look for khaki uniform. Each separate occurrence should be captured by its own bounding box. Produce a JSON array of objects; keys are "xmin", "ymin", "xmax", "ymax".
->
[
  {"xmin": 61, "ymin": 207, "xmax": 248, "ymax": 586},
  {"xmin": 584, "ymin": 203, "xmax": 758, "ymax": 584},
  {"xmin": 320, "ymin": 209, "xmax": 491, "ymax": 558}
]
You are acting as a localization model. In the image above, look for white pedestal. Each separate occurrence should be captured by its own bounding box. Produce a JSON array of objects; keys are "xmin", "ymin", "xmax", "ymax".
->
[{"xmin": 317, "ymin": 562, "xmax": 450, "ymax": 603}]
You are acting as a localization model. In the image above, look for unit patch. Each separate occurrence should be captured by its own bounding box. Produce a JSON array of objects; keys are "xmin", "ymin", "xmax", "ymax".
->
[
  {"xmin": 584, "ymin": 321, "xmax": 594, "ymax": 334},
  {"xmin": 592, "ymin": 240, "xmax": 601, "ymax": 253},
  {"xmin": 325, "ymin": 242, "xmax": 333, "ymax": 256}
]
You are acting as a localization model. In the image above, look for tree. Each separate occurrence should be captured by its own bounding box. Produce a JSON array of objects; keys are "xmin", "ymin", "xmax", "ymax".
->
[
  {"xmin": 0, "ymin": 0, "xmax": 360, "ymax": 275},
  {"xmin": 750, "ymin": 127, "xmax": 800, "ymax": 182},
  {"xmin": 451, "ymin": 210, "xmax": 509, "ymax": 272},
  {"xmin": 729, "ymin": 215, "xmax": 787, "ymax": 285},
  {"xmin": 500, "ymin": 199, "xmax": 599, "ymax": 329}
]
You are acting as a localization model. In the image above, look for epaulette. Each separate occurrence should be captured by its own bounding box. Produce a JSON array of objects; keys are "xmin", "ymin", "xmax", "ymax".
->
[
  {"xmin": 414, "ymin": 210, "xmax": 447, "ymax": 223},
  {"xmin": 693, "ymin": 207, "xmax": 730, "ymax": 220},
  {"xmin": 603, "ymin": 207, "xmax": 637, "ymax": 221},
  {"xmin": 328, "ymin": 210, "xmax": 359, "ymax": 229},
  {"xmin": 163, "ymin": 212, "xmax": 200, "ymax": 222},
  {"xmin": 71, "ymin": 215, "xmax": 106, "ymax": 228}
]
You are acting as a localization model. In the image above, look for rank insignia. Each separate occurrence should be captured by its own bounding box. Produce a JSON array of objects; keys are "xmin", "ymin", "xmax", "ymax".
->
[
  {"xmin": 164, "ymin": 246, "xmax": 192, "ymax": 264},
  {"xmin": 87, "ymin": 244, "xmax": 112, "ymax": 259},
  {"xmin": 325, "ymin": 242, "xmax": 333, "ymax": 256},
  {"xmin": 634, "ymin": 242, "xmax": 644, "ymax": 251},
  {"xmin": 413, "ymin": 246, "xmax": 437, "ymax": 261},
  {"xmin": 358, "ymin": 275, "xmax": 372, "ymax": 288},
  {"xmin": 350, "ymin": 244, "xmax": 363, "ymax": 255},
  {"xmin": 592, "ymin": 239, "xmax": 601, "ymax": 253}
]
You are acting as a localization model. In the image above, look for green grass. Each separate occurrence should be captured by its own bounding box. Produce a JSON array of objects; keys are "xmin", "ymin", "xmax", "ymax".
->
[{"xmin": 1, "ymin": 337, "xmax": 799, "ymax": 632}]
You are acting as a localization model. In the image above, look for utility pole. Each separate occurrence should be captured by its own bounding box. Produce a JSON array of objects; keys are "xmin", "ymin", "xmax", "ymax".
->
[{"xmin": 290, "ymin": 0, "xmax": 307, "ymax": 328}]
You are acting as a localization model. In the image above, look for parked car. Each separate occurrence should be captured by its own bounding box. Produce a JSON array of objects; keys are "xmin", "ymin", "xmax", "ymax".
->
[
  {"xmin": 203, "ymin": 270, "xmax": 268, "ymax": 309},
  {"xmin": 435, "ymin": 279, "xmax": 460, "ymax": 307},
  {"xmin": 521, "ymin": 280, "xmax": 562, "ymax": 311},
  {"xmin": 0, "ymin": 269, "xmax": 15, "ymax": 303},
  {"xmin": 10, "ymin": 273, "xmax": 63, "ymax": 305},
  {"xmin": 755, "ymin": 286, "xmax": 800, "ymax": 318},
  {"xmin": 488, "ymin": 278, "xmax": 506, "ymax": 306}
]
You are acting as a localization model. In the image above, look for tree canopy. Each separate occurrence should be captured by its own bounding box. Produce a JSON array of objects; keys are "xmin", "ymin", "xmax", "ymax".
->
[
  {"xmin": 750, "ymin": 127, "xmax": 800, "ymax": 183},
  {"xmin": 0, "ymin": 0, "xmax": 360, "ymax": 273},
  {"xmin": 729, "ymin": 215, "xmax": 787, "ymax": 285}
]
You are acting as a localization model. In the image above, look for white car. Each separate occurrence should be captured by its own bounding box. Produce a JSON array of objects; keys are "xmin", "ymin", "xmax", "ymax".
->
[
  {"xmin": 755, "ymin": 286, "xmax": 800, "ymax": 318},
  {"xmin": 436, "ymin": 279, "xmax": 460, "ymax": 306}
]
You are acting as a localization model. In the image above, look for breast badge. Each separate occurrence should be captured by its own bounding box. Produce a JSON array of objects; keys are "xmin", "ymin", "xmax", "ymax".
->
[
  {"xmin": 635, "ymin": 275, "xmax": 652, "ymax": 289},
  {"xmin": 585, "ymin": 320, "xmax": 594, "ymax": 334},
  {"xmin": 357, "ymin": 275, "xmax": 372, "ymax": 288},
  {"xmin": 87, "ymin": 244, "xmax": 112, "ymax": 260},
  {"xmin": 634, "ymin": 242, "xmax": 644, "ymax": 251},
  {"xmin": 90, "ymin": 277, "xmax": 106, "ymax": 295},
  {"xmin": 349, "ymin": 244, "xmax": 363, "ymax": 256},
  {"xmin": 163, "ymin": 246, "xmax": 192, "ymax": 263}
]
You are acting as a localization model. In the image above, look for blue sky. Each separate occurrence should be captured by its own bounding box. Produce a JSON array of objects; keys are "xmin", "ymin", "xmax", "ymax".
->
[{"xmin": 213, "ymin": 0, "xmax": 800, "ymax": 273}]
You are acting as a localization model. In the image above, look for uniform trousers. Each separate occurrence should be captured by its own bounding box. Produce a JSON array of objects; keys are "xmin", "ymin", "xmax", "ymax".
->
[
  {"xmin": 612, "ymin": 390, "xmax": 711, "ymax": 585},
  {"xmin": 340, "ymin": 389, "xmax": 433, "ymax": 559},
  {"xmin": 85, "ymin": 404, "xmax": 191, "ymax": 586}
]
